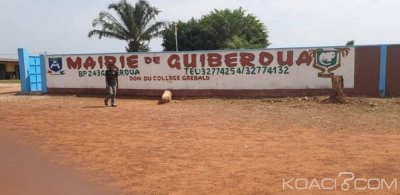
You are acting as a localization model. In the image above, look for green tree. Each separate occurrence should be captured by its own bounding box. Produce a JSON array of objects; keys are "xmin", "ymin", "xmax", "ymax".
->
[
  {"xmin": 162, "ymin": 8, "xmax": 270, "ymax": 51},
  {"xmin": 88, "ymin": 0, "xmax": 165, "ymax": 52},
  {"xmin": 162, "ymin": 19, "xmax": 212, "ymax": 51}
]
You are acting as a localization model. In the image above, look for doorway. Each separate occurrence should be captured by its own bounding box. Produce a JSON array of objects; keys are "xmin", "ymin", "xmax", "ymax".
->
[{"xmin": 0, "ymin": 64, "xmax": 6, "ymax": 80}]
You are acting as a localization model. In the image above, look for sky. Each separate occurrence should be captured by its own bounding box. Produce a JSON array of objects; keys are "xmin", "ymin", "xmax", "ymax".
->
[{"xmin": 1, "ymin": 0, "xmax": 399, "ymax": 58}]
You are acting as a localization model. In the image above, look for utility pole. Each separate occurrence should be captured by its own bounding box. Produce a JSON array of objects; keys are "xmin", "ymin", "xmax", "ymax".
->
[{"xmin": 174, "ymin": 23, "xmax": 178, "ymax": 51}]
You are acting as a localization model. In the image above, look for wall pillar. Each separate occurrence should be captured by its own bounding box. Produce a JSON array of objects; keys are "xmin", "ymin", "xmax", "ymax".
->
[
  {"xmin": 17, "ymin": 48, "xmax": 29, "ymax": 94},
  {"xmin": 378, "ymin": 45, "xmax": 388, "ymax": 97},
  {"xmin": 40, "ymin": 54, "xmax": 48, "ymax": 93}
]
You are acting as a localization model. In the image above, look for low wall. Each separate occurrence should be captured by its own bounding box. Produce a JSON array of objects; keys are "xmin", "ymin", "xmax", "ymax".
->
[
  {"xmin": 48, "ymin": 88, "xmax": 335, "ymax": 97},
  {"xmin": 22, "ymin": 44, "xmax": 400, "ymax": 97},
  {"xmin": 353, "ymin": 46, "xmax": 380, "ymax": 96},
  {"xmin": 387, "ymin": 45, "xmax": 400, "ymax": 96}
]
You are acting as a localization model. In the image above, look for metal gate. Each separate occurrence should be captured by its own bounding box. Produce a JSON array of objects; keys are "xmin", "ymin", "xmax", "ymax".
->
[
  {"xmin": 28, "ymin": 56, "xmax": 43, "ymax": 92},
  {"xmin": 18, "ymin": 48, "xmax": 47, "ymax": 94}
]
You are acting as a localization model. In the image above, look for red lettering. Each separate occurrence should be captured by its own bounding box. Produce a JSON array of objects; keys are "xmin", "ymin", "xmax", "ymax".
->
[
  {"xmin": 207, "ymin": 53, "xmax": 222, "ymax": 67},
  {"xmin": 240, "ymin": 52, "xmax": 255, "ymax": 67},
  {"xmin": 153, "ymin": 57, "xmax": 160, "ymax": 64},
  {"xmin": 200, "ymin": 54, "xmax": 206, "ymax": 67},
  {"xmin": 119, "ymin": 56, "xmax": 125, "ymax": 68},
  {"xmin": 98, "ymin": 56, "xmax": 103, "ymax": 69},
  {"xmin": 224, "ymin": 53, "xmax": 238, "ymax": 67},
  {"xmin": 66, "ymin": 57, "xmax": 82, "ymax": 69},
  {"xmin": 83, "ymin": 57, "xmax": 96, "ymax": 69},
  {"xmin": 167, "ymin": 54, "xmax": 181, "ymax": 69},
  {"xmin": 296, "ymin": 51, "xmax": 312, "ymax": 65},
  {"xmin": 127, "ymin": 55, "xmax": 138, "ymax": 68},
  {"xmin": 277, "ymin": 51, "xmax": 294, "ymax": 66},
  {"xmin": 104, "ymin": 56, "xmax": 117, "ymax": 66},
  {"xmin": 183, "ymin": 54, "xmax": 197, "ymax": 68},
  {"xmin": 259, "ymin": 52, "xmax": 274, "ymax": 66},
  {"xmin": 145, "ymin": 57, "xmax": 152, "ymax": 64}
]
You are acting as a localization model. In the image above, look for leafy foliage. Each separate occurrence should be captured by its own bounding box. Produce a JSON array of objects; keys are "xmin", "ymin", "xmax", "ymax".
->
[
  {"xmin": 88, "ymin": 0, "xmax": 165, "ymax": 52},
  {"xmin": 162, "ymin": 8, "xmax": 270, "ymax": 51}
]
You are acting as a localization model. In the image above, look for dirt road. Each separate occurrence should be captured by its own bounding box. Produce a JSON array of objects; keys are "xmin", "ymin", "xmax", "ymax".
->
[
  {"xmin": 0, "ymin": 84, "xmax": 116, "ymax": 195},
  {"xmin": 0, "ymin": 132, "xmax": 116, "ymax": 195}
]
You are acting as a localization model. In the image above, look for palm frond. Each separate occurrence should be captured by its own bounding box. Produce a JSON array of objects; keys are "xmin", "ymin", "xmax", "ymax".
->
[
  {"xmin": 89, "ymin": 0, "xmax": 164, "ymax": 52},
  {"xmin": 88, "ymin": 30, "xmax": 127, "ymax": 40},
  {"xmin": 140, "ymin": 21, "xmax": 166, "ymax": 40},
  {"xmin": 108, "ymin": 1, "xmax": 136, "ymax": 38},
  {"xmin": 95, "ymin": 11, "xmax": 130, "ymax": 37}
]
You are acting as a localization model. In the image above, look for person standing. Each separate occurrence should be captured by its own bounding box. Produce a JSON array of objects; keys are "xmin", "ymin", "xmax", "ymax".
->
[{"xmin": 104, "ymin": 64, "xmax": 119, "ymax": 107}]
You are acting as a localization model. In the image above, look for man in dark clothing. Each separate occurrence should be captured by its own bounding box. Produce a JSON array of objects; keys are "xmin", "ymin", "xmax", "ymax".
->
[{"xmin": 104, "ymin": 64, "xmax": 119, "ymax": 107}]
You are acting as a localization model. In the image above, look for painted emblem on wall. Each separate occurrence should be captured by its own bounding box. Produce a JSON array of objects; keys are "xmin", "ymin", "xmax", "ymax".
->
[
  {"xmin": 309, "ymin": 48, "xmax": 350, "ymax": 78},
  {"xmin": 48, "ymin": 57, "xmax": 65, "ymax": 75}
]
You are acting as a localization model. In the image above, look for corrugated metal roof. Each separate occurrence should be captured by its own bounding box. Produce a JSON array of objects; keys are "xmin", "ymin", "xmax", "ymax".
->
[{"xmin": 0, "ymin": 58, "xmax": 18, "ymax": 63}]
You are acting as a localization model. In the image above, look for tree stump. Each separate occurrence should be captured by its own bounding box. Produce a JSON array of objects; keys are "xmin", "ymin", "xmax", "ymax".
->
[{"xmin": 327, "ymin": 75, "xmax": 347, "ymax": 103}]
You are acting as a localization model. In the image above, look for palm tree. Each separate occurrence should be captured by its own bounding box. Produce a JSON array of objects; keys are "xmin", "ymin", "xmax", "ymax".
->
[{"xmin": 88, "ymin": 0, "xmax": 165, "ymax": 52}]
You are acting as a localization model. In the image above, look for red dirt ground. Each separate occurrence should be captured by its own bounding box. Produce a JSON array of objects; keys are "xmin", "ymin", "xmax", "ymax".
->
[
  {"xmin": 0, "ymin": 131, "xmax": 116, "ymax": 195},
  {"xmin": 1, "ymin": 83, "xmax": 400, "ymax": 194}
]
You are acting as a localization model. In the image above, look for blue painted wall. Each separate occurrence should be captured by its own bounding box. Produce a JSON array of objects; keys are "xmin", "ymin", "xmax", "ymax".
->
[
  {"xmin": 17, "ymin": 48, "xmax": 29, "ymax": 93},
  {"xmin": 378, "ymin": 45, "xmax": 388, "ymax": 97}
]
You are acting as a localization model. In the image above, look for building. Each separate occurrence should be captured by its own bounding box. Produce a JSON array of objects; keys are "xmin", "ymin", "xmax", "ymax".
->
[{"xmin": 0, "ymin": 58, "xmax": 19, "ymax": 80}]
